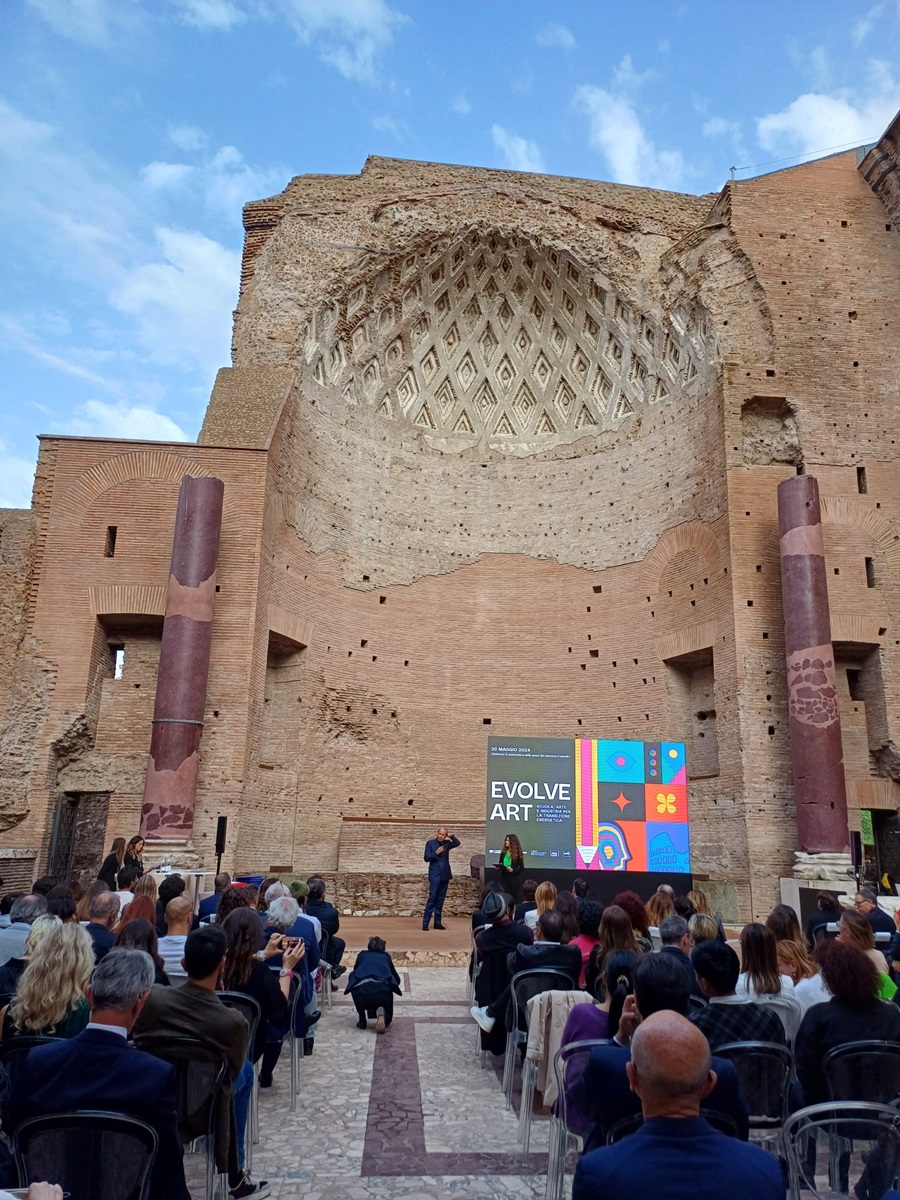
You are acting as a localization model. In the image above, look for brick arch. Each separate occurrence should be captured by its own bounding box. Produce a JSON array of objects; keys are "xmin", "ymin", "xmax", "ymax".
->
[
  {"xmin": 62, "ymin": 450, "xmax": 213, "ymax": 519},
  {"xmin": 820, "ymin": 496, "xmax": 900, "ymax": 570},
  {"xmin": 643, "ymin": 521, "xmax": 725, "ymax": 594}
]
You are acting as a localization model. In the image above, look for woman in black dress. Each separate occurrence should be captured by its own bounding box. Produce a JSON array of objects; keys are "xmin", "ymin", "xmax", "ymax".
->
[
  {"xmin": 123, "ymin": 835, "xmax": 146, "ymax": 876},
  {"xmin": 97, "ymin": 837, "xmax": 126, "ymax": 890}
]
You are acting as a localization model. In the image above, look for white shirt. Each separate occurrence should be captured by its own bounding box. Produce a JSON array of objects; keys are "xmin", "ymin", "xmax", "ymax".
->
[
  {"xmin": 157, "ymin": 933, "xmax": 188, "ymax": 978},
  {"xmin": 303, "ymin": 912, "xmax": 322, "ymax": 942},
  {"xmin": 115, "ymin": 890, "xmax": 135, "ymax": 917},
  {"xmin": 524, "ymin": 908, "xmax": 539, "ymax": 931},
  {"xmin": 792, "ymin": 973, "xmax": 830, "ymax": 1014},
  {"xmin": 736, "ymin": 972, "xmax": 795, "ymax": 999},
  {"xmin": 85, "ymin": 1021, "xmax": 128, "ymax": 1038}
]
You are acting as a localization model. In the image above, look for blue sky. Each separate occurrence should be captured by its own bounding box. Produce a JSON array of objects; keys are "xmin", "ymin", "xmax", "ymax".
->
[{"xmin": 1, "ymin": 0, "xmax": 898, "ymax": 507}]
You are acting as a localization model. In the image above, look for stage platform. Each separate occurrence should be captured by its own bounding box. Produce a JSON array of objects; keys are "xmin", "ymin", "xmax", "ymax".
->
[{"xmin": 339, "ymin": 915, "xmax": 471, "ymax": 967}]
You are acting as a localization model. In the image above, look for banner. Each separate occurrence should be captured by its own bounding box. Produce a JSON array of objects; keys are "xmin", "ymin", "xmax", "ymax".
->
[{"xmin": 486, "ymin": 735, "xmax": 690, "ymax": 873}]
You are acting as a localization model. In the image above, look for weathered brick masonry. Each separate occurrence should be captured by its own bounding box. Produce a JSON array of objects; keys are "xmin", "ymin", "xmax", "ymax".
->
[{"xmin": 1, "ymin": 113, "xmax": 899, "ymax": 918}]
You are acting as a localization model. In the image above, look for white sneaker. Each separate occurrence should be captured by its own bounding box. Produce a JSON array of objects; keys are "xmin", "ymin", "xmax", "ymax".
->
[{"xmin": 470, "ymin": 1005, "xmax": 495, "ymax": 1032}]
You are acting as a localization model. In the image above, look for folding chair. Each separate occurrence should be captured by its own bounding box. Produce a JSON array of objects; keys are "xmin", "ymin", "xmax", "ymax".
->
[{"xmin": 14, "ymin": 1110, "xmax": 158, "ymax": 1200}]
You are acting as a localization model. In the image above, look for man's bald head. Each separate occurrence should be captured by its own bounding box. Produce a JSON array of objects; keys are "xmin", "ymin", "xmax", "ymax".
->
[
  {"xmin": 656, "ymin": 883, "xmax": 675, "ymax": 899},
  {"xmin": 627, "ymin": 1011, "xmax": 715, "ymax": 1118}
]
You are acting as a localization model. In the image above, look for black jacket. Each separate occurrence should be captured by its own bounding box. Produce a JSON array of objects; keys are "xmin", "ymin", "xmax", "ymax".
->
[
  {"xmin": 506, "ymin": 940, "xmax": 581, "ymax": 987},
  {"xmin": 345, "ymin": 950, "xmax": 401, "ymax": 996},
  {"xmin": 306, "ymin": 897, "xmax": 340, "ymax": 937},
  {"xmin": 795, "ymin": 997, "xmax": 900, "ymax": 1104},
  {"xmin": 85, "ymin": 921, "xmax": 116, "ymax": 962},
  {"xmin": 97, "ymin": 853, "xmax": 121, "ymax": 890}
]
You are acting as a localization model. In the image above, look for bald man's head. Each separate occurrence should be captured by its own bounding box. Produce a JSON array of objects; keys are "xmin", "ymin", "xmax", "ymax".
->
[
  {"xmin": 626, "ymin": 1011, "xmax": 715, "ymax": 1119},
  {"xmin": 657, "ymin": 883, "xmax": 675, "ymax": 898}
]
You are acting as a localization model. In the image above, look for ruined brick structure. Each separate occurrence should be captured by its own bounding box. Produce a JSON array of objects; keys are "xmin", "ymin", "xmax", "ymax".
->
[{"xmin": 1, "ymin": 111, "xmax": 899, "ymax": 918}]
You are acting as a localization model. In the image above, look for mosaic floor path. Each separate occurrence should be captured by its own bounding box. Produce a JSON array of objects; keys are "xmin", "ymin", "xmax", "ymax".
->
[{"xmin": 186, "ymin": 966, "xmax": 559, "ymax": 1199}]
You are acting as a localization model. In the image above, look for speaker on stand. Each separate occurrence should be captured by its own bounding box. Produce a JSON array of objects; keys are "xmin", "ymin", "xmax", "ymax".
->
[{"xmin": 215, "ymin": 816, "xmax": 227, "ymax": 876}]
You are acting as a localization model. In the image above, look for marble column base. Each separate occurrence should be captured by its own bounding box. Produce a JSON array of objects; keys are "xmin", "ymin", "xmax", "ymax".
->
[{"xmin": 792, "ymin": 850, "xmax": 855, "ymax": 882}]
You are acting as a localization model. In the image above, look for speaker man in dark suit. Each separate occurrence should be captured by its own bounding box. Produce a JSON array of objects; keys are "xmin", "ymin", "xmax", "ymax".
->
[
  {"xmin": 10, "ymin": 948, "xmax": 190, "ymax": 1200},
  {"xmin": 422, "ymin": 826, "xmax": 460, "ymax": 931}
]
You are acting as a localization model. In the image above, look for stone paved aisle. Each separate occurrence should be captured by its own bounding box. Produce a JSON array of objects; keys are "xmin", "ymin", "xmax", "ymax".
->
[{"xmin": 187, "ymin": 966, "xmax": 558, "ymax": 1199}]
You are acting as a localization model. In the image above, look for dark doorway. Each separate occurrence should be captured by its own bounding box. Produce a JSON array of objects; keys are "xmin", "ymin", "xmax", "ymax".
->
[{"xmin": 48, "ymin": 792, "xmax": 111, "ymax": 881}]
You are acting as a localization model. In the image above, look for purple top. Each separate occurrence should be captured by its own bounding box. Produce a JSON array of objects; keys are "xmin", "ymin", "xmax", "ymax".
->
[{"xmin": 560, "ymin": 1004, "xmax": 610, "ymax": 1133}]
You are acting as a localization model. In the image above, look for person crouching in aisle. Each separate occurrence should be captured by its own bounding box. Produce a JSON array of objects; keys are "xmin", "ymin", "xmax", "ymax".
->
[{"xmin": 346, "ymin": 937, "xmax": 402, "ymax": 1034}]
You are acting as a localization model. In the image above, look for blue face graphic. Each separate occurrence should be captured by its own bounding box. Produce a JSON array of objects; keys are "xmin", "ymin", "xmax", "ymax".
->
[{"xmin": 596, "ymin": 823, "xmax": 631, "ymax": 871}]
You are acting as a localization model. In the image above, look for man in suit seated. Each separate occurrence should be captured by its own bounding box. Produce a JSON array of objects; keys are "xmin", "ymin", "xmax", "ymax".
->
[
  {"xmin": 84, "ymin": 891, "xmax": 119, "ymax": 962},
  {"xmin": 305, "ymin": 876, "xmax": 346, "ymax": 979},
  {"xmin": 10, "ymin": 948, "xmax": 190, "ymax": 1199},
  {"xmin": 690, "ymin": 940, "xmax": 786, "ymax": 1050},
  {"xmin": 573, "ymin": 1010, "xmax": 785, "ymax": 1200},
  {"xmin": 470, "ymin": 908, "xmax": 581, "ymax": 1034},
  {"xmin": 574, "ymin": 952, "xmax": 748, "ymax": 1150},
  {"xmin": 198, "ymin": 872, "xmax": 231, "ymax": 922},
  {"xmin": 133, "ymin": 925, "xmax": 267, "ymax": 1199},
  {"xmin": 659, "ymin": 914, "xmax": 704, "ymax": 997}
]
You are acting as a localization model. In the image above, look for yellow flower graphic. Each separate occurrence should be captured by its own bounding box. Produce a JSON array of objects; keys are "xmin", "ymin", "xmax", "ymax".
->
[{"xmin": 656, "ymin": 792, "xmax": 676, "ymax": 815}]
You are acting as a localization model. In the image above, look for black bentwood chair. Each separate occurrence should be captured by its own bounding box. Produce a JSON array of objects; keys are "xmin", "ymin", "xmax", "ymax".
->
[
  {"xmin": 714, "ymin": 1041, "xmax": 794, "ymax": 1153},
  {"xmin": 219, "ymin": 991, "xmax": 262, "ymax": 1161},
  {"xmin": 14, "ymin": 1110, "xmax": 158, "ymax": 1200},
  {"xmin": 824, "ymin": 1040, "xmax": 900, "ymax": 1107}
]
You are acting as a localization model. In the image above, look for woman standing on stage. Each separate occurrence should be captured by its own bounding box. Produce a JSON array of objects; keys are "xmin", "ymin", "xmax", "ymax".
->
[
  {"xmin": 97, "ymin": 837, "xmax": 126, "ymax": 890},
  {"xmin": 496, "ymin": 834, "xmax": 524, "ymax": 902},
  {"xmin": 123, "ymin": 835, "xmax": 147, "ymax": 877}
]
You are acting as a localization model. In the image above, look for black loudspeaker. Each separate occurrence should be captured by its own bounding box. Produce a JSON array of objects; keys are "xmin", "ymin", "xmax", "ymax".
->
[
  {"xmin": 215, "ymin": 816, "xmax": 228, "ymax": 857},
  {"xmin": 850, "ymin": 830, "xmax": 862, "ymax": 868}
]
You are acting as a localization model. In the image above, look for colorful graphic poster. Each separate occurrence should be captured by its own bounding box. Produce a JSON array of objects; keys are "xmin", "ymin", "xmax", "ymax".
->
[{"xmin": 487, "ymin": 736, "xmax": 689, "ymax": 874}]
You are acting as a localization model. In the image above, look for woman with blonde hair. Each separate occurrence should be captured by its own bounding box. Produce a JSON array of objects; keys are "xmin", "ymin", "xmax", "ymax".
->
[
  {"xmin": 646, "ymin": 891, "xmax": 674, "ymax": 934},
  {"xmin": 75, "ymin": 879, "xmax": 109, "ymax": 924},
  {"xmin": 0, "ymin": 914, "xmax": 61, "ymax": 996},
  {"xmin": 776, "ymin": 938, "xmax": 829, "ymax": 1013},
  {"xmin": 837, "ymin": 909, "xmax": 891, "ymax": 975},
  {"xmin": 133, "ymin": 873, "xmax": 158, "ymax": 904},
  {"xmin": 688, "ymin": 913, "xmax": 718, "ymax": 947},
  {"xmin": 525, "ymin": 881, "xmax": 557, "ymax": 931},
  {"xmin": 687, "ymin": 888, "xmax": 713, "ymax": 917},
  {"xmin": 0, "ymin": 921, "xmax": 92, "ymax": 1040}
]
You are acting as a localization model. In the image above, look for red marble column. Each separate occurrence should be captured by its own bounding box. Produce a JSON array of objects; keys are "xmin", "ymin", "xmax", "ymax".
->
[
  {"xmin": 777, "ymin": 474, "xmax": 850, "ymax": 854},
  {"xmin": 141, "ymin": 475, "xmax": 225, "ymax": 840}
]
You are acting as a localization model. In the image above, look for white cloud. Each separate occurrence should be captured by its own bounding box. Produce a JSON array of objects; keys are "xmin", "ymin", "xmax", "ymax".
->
[
  {"xmin": 141, "ymin": 161, "xmax": 194, "ymax": 190},
  {"xmin": 702, "ymin": 116, "xmax": 747, "ymax": 162},
  {"xmin": 0, "ymin": 441, "xmax": 37, "ymax": 509},
  {"xmin": 168, "ymin": 123, "xmax": 209, "ymax": 152},
  {"xmin": 272, "ymin": 0, "xmax": 407, "ymax": 83},
  {"xmin": 574, "ymin": 84, "xmax": 685, "ymax": 189},
  {"xmin": 173, "ymin": 0, "xmax": 247, "ymax": 30},
  {"xmin": 0, "ymin": 314, "xmax": 118, "ymax": 390},
  {"xmin": 452, "ymin": 92, "xmax": 471, "ymax": 116},
  {"xmin": 756, "ymin": 61, "xmax": 900, "ymax": 160},
  {"xmin": 110, "ymin": 227, "xmax": 239, "ymax": 377},
  {"xmin": 536, "ymin": 23, "xmax": 575, "ymax": 50},
  {"xmin": 203, "ymin": 145, "xmax": 286, "ymax": 217},
  {"xmin": 25, "ymin": 0, "xmax": 139, "ymax": 45},
  {"xmin": 853, "ymin": 4, "xmax": 884, "ymax": 45},
  {"xmin": 491, "ymin": 124, "xmax": 545, "ymax": 173},
  {"xmin": 59, "ymin": 399, "xmax": 189, "ymax": 442},
  {"xmin": 371, "ymin": 115, "xmax": 408, "ymax": 140}
]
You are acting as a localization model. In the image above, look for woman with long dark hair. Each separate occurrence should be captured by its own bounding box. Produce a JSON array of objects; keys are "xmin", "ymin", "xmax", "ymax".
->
[
  {"xmin": 736, "ymin": 923, "xmax": 794, "ymax": 997},
  {"xmin": 597, "ymin": 905, "xmax": 640, "ymax": 976},
  {"xmin": 116, "ymin": 917, "xmax": 171, "ymax": 986},
  {"xmin": 97, "ymin": 838, "xmax": 126, "ymax": 890},
  {"xmin": 554, "ymin": 891, "xmax": 583, "ymax": 945},
  {"xmin": 221, "ymin": 907, "xmax": 304, "ymax": 1087},
  {"xmin": 496, "ymin": 834, "xmax": 524, "ymax": 901},
  {"xmin": 612, "ymin": 891, "xmax": 653, "ymax": 952},
  {"xmin": 123, "ymin": 835, "xmax": 146, "ymax": 876}
]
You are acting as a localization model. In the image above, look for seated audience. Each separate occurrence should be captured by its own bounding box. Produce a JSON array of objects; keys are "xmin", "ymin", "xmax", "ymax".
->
[
  {"xmin": 855, "ymin": 886, "xmax": 895, "ymax": 935},
  {"xmin": 199, "ymin": 872, "xmax": 231, "ymax": 921},
  {"xmin": 134, "ymin": 925, "xmax": 265, "ymax": 1199},
  {"xmin": 688, "ymin": 913, "xmax": 719, "ymax": 947},
  {"xmin": 775, "ymin": 938, "xmax": 830, "ymax": 1013},
  {"xmin": 112, "ymin": 894, "xmax": 157, "ymax": 938},
  {"xmin": 216, "ymin": 884, "xmax": 253, "ymax": 927},
  {"xmin": 155, "ymin": 874, "xmax": 187, "ymax": 936},
  {"xmin": 30, "ymin": 877, "xmax": 58, "ymax": 899},
  {"xmin": 572, "ymin": 877, "xmax": 590, "ymax": 908},
  {"xmin": 157, "ymin": 896, "xmax": 194, "ymax": 981},
  {"xmin": 735, "ymin": 923, "xmax": 794, "ymax": 997},
  {"xmin": 597, "ymin": 904, "xmax": 641, "ymax": 975},
  {"xmin": 84, "ymin": 891, "xmax": 119, "ymax": 962},
  {"xmin": 574, "ymin": 953, "xmax": 748, "ymax": 1151},
  {"xmin": 285, "ymin": 882, "xmax": 320, "ymax": 941},
  {"xmin": 613, "ymin": 891, "xmax": 653, "ymax": 952},
  {"xmin": 45, "ymin": 893, "xmax": 75, "ymax": 923},
  {"xmin": 805, "ymin": 889, "xmax": 842, "ymax": 949},
  {"xmin": 221, "ymin": 907, "xmax": 302, "ymax": 1084},
  {"xmin": 10, "ymin": 948, "xmax": 190, "ymax": 1199},
  {"xmin": 657, "ymin": 883, "xmax": 675, "ymax": 899},
  {"xmin": 263, "ymin": 895, "xmax": 320, "ymax": 1054},
  {"xmin": 116, "ymin": 917, "xmax": 170, "ymax": 986},
  {"xmin": 795, "ymin": 939, "xmax": 900, "ymax": 1105},
  {"xmin": 514, "ymin": 878, "xmax": 538, "ymax": 924},
  {"xmin": 133, "ymin": 872, "xmax": 158, "ymax": 904},
  {"xmin": 765, "ymin": 903, "xmax": 803, "ymax": 945},
  {"xmin": 258, "ymin": 877, "xmax": 280, "ymax": 914},
  {"xmin": 1, "ymin": 920, "xmax": 92, "ymax": 1040},
  {"xmin": 837, "ymin": 908, "xmax": 891, "ymax": 976},
  {"xmin": 691, "ymin": 940, "xmax": 786, "ymax": 1048},
  {"xmin": 687, "ymin": 887, "xmax": 726, "ymax": 942},
  {"xmin": 0, "ymin": 914, "xmax": 60, "ymax": 996},
  {"xmin": 525, "ymin": 880, "xmax": 557, "ymax": 931},
  {"xmin": 0, "ymin": 892, "xmax": 25, "ymax": 929},
  {"xmin": 113, "ymin": 866, "xmax": 139, "ymax": 916},
  {"xmin": 0, "ymin": 894, "xmax": 47, "ymax": 964},
  {"xmin": 573, "ymin": 1011, "xmax": 785, "ymax": 1200},
  {"xmin": 673, "ymin": 895, "xmax": 696, "ymax": 921},
  {"xmin": 570, "ymin": 901, "xmax": 603, "ymax": 986},
  {"xmin": 345, "ymin": 935, "xmax": 402, "ymax": 1033},
  {"xmin": 305, "ymin": 876, "xmax": 346, "ymax": 977},
  {"xmin": 560, "ymin": 951, "xmax": 637, "ymax": 1133},
  {"xmin": 658, "ymin": 915, "xmax": 703, "ymax": 997},
  {"xmin": 645, "ymin": 891, "xmax": 674, "ymax": 941},
  {"xmin": 74, "ymin": 881, "xmax": 108, "ymax": 924},
  {"xmin": 472, "ymin": 881, "xmax": 501, "ymax": 930},
  {"xmin": 471, "ymin": 909, "xmax": 581, "ymax": 1035},
  {"xmin": 469, "ymin": 891, "xmax": 532, "ymax": 1055},
  {"xmin": 554, "ymin": 891, "xmax": 581, "ymax": 944}
]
